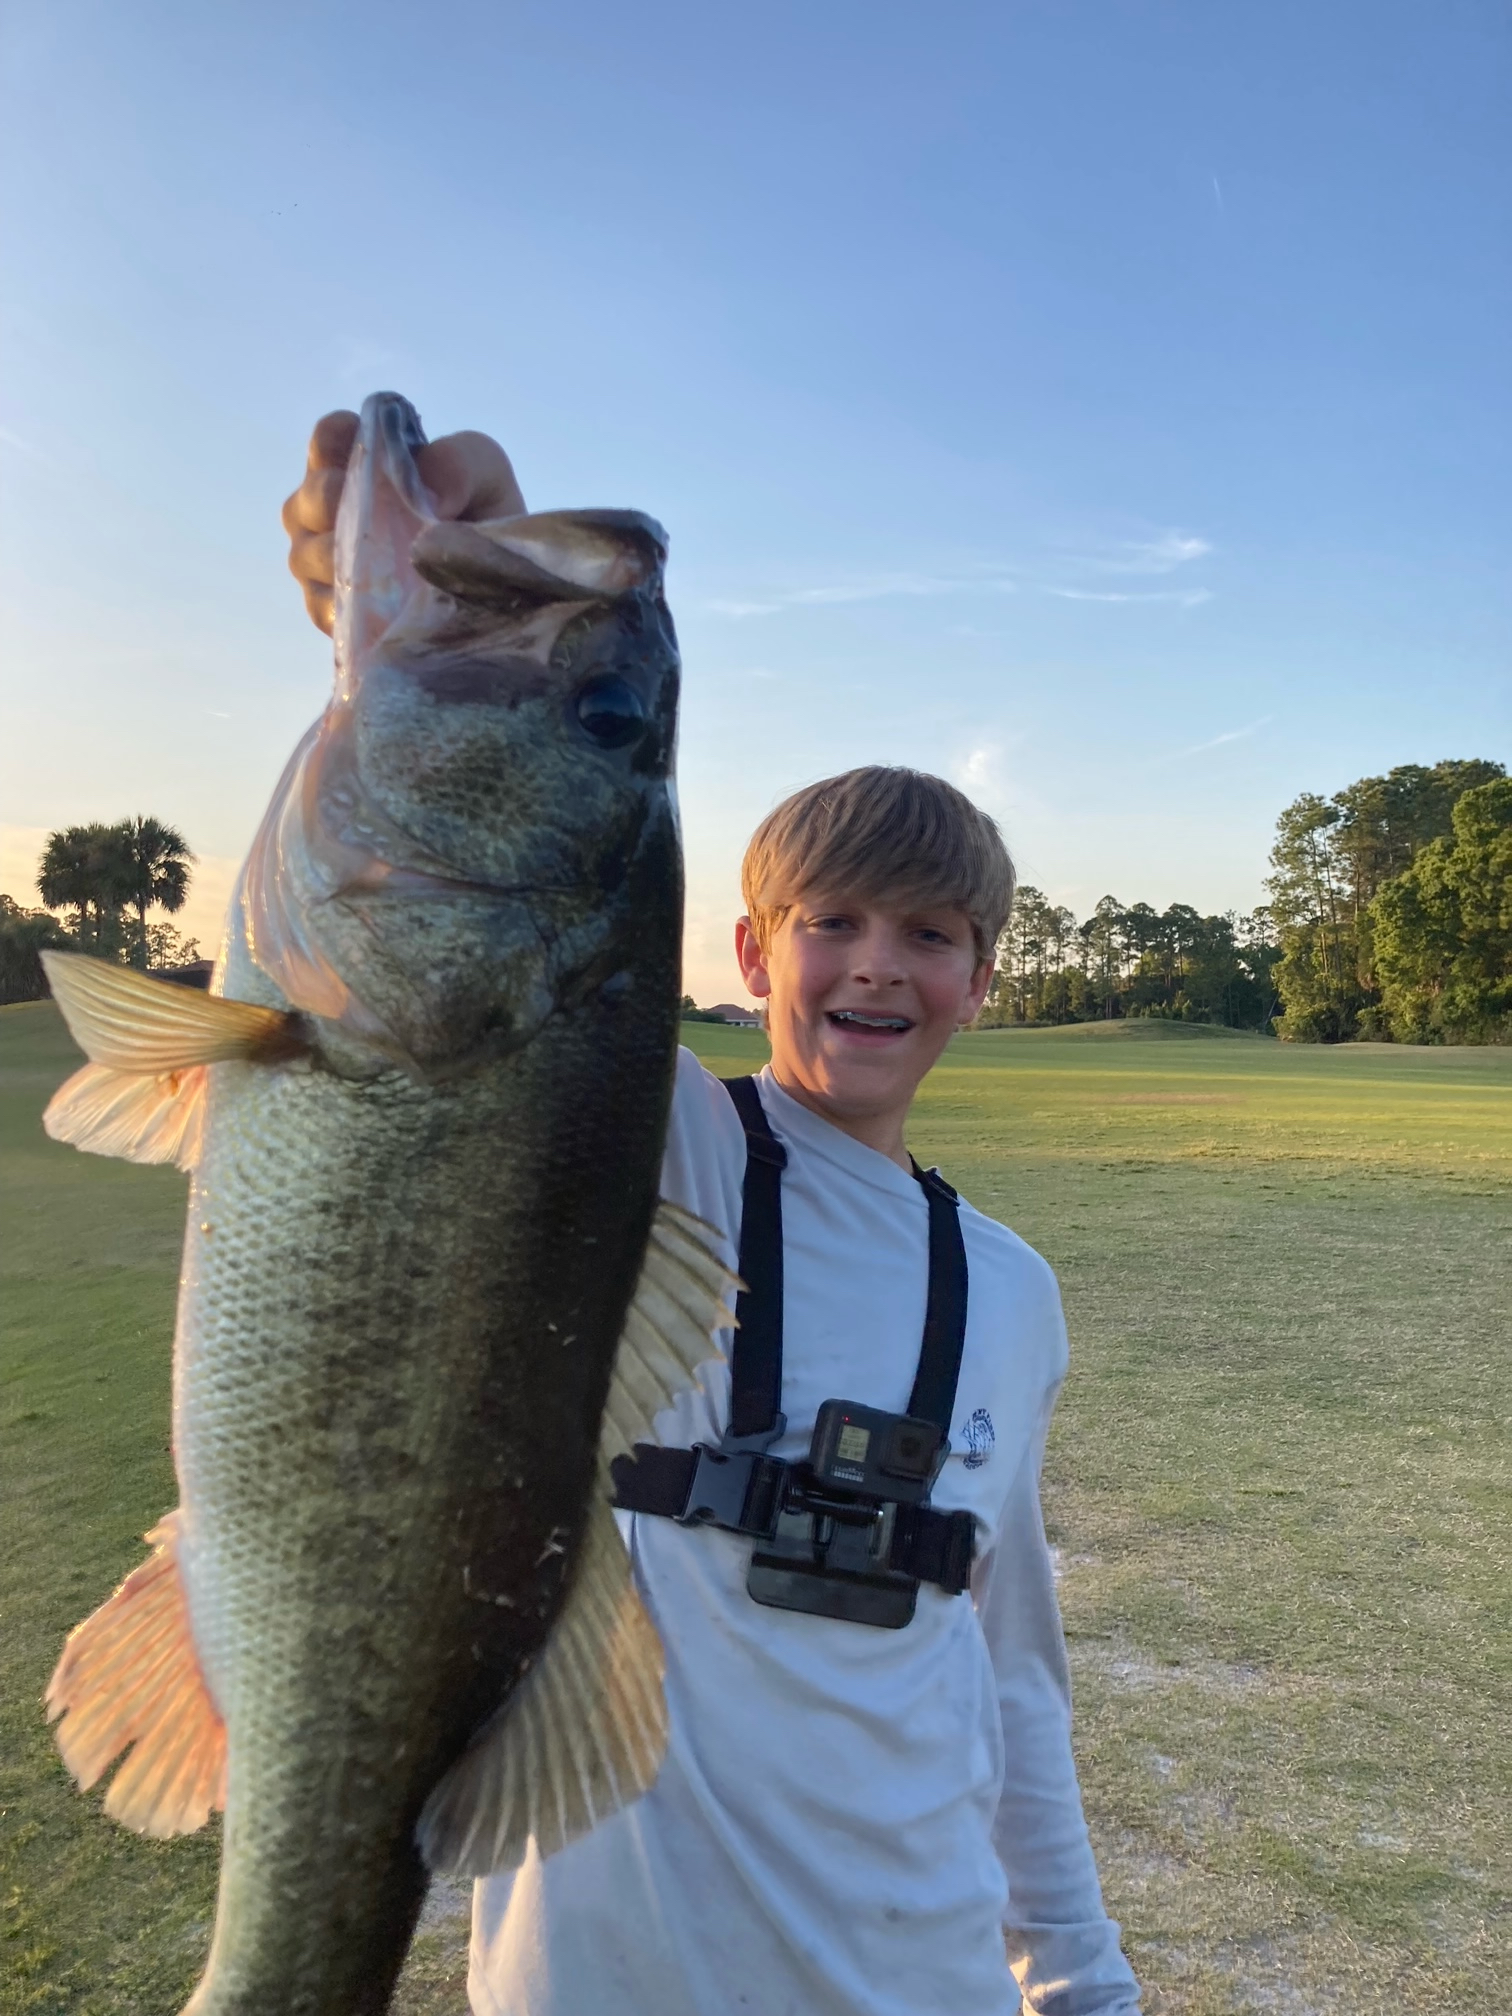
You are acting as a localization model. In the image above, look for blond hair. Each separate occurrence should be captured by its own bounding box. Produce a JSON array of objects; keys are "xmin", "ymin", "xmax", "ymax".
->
[{"xmin": 741, "ymin": 766, "xmax": 1015, "ymax": 965}]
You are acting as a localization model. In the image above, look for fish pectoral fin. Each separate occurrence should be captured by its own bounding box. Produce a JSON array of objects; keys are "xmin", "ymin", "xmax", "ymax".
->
[
  {"xmin": 47, "ymin": 1509, "xmax": 226, "ymax": 1839},
  {"xmin": 44, "ymin": 1061, "xmax": 209, "ymax": 1168},
  {"xmin": 418, "ymin": 1494, "xmax": 667, "ymax": 1876},
  {"xmin": 597, "ymin": 1201, "xmax": 736, "ymax": 1482},
  {"xmin": 41, "ymin": 951, "xmax": 304, "ymax": 1073}
]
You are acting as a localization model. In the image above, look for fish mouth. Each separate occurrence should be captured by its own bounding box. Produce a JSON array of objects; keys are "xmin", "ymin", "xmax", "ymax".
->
[{"xmin": 826, "ymin": 1008, "xmax": 915, "ymax": 1035}]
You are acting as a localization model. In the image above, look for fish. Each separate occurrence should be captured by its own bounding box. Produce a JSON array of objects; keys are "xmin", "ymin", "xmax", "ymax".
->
[{"xmin": 39, "ymin": 392, "xmax": 729, "ymax": 2014}]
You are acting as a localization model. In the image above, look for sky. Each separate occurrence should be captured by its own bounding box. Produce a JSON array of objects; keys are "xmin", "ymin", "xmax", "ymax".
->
[{"xmin": 2, "ymin": 1, "xmax": 1507, "ymax": 1005}]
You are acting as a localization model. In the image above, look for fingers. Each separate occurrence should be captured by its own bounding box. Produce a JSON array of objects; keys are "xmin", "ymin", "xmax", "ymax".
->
[
  {"xmin": 282, "ymin": 410, "xmax": 523, "ymax": 638},
  {"xmin": 283, "ymin": 411, "xmax": 358, "ymax": 635},
  {"xmin": 283, "ymin": 409, "xmax": 358, "ymax": 534},
  {"xmin": 281, "ymin": 465, "xmax": 347, "ymax": 536},
  {"xmin": 288, "ymin": 530, "xmax": 336, "ymax": 633},
  {"xmin": 417, "ymin": 431, "xmax": 526, "ymax": 522},
  {"xmin": 308, "ymin": 410, "xmax": 360, "ymax": 472},
  {"xmin": 301, "ymin": 580, "xmax": 335, "ymax": 636}
]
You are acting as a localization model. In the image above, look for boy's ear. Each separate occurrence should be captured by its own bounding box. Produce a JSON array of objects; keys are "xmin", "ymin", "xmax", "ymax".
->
[
  {"xmin": 734, "ymin": 916, "xmax": 772, "ymax": 1000},
  {"xmin": 960, "ymin": 958, "xmax": 996, "ymax": 1027}
]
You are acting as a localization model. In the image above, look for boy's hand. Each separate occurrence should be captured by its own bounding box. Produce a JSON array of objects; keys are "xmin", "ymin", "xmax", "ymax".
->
[{"xmin": 282, "ymin": 411, "xmax": 527, "ymax": 634}]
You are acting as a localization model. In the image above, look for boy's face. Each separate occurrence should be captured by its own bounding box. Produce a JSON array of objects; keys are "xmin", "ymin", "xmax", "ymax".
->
[{"xmin": 736, "ymin": 892, "xmax": 994, "ymax": 1141}]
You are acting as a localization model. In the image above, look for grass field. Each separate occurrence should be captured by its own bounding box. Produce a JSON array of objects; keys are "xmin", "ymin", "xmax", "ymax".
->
[{"xmin": 3, "ymin": 1002, "xmax": 1508, "ymax": 2014}]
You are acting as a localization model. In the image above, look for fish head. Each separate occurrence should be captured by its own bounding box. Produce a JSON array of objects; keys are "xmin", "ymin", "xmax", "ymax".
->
[{"xmin": 237, "ymin": 395, "xmax": 682, "ymax": 1073}]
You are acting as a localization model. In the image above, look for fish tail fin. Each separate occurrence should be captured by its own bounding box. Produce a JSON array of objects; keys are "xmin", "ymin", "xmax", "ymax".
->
[
  {"xmin": 47, "ymin": 1510, "xmax": 226, "ymax": 1838},
  {"xmin": 418, "ymin": 1492, "xmax": 666, "ymax": 1876},
  {"xmin": 42, "ymin": 952, "xmax": 303, "ymax": 1072},
  {"xmin": 44, "ymin": 1061, "xmax": 209, "ymax": 1169}
]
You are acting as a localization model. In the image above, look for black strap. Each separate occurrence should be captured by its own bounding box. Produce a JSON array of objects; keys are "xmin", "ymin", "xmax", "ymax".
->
[
  {"xmin": 720, "ymin": 1077, "xmax": 970, "ymax": 1441},
  {"xmin": 906, "ymin": 1162, "xmax": 969, "ymax": 1434},
  {"xmin": 722, "ymin": 1076, "xmax": 787, "ymax": 1441},
  {"xmin": 888, "ymin": 1502, "xmax": 977, "ymax": 1596},
  {"xmin": 607, "ymin": 1442, "xmax": 787, "ymax": 1535},
  {"xmin": 607, "ymin": 1444, "xmax": 976, "ymax": 1596}
]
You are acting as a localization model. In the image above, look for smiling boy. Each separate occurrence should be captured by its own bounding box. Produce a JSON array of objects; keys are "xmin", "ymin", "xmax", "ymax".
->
[{"xmin": 285, "ymin": 418, "xmax": 1140, "ymax": 2016}]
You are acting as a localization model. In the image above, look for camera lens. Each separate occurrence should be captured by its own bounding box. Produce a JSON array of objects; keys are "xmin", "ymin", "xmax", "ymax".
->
[{"xmin": 883, "ymin": 1420, "xmax": 937, "ymax": 1480}]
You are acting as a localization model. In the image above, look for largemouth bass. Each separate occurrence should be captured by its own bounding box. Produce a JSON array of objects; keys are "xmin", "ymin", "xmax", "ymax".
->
[{"xmin": 41, "ymin": 392, "xmax": 728, "ymax": 2014}]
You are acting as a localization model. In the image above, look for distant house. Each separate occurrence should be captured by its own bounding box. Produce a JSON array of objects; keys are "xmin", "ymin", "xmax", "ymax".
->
[{"xmin": 706, "ymin": 1003, "xmax": 762, "ymax": 1027}]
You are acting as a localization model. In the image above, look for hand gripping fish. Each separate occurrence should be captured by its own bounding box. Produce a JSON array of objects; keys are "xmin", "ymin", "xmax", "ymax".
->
[{"xmin": 40, "ymin": 393, "xmax": 730, "ymax": 2014}]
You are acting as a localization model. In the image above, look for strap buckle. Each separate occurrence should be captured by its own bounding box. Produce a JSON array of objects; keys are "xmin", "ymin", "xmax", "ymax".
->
[{"xmin": 678, "ymin": 1436, "xmax": 787, "ymax": 1541}]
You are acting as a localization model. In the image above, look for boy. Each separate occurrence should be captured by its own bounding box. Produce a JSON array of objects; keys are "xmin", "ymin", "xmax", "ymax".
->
[{"xmin": 284, "ymin": 418, "xmax": 1141, "ymax": 2016}]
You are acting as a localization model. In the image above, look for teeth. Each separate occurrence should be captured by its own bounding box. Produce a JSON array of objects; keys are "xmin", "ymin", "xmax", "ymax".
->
[{"xmin": 832, "ymin": 1010, "xmax": 911, "ymax": 1031}]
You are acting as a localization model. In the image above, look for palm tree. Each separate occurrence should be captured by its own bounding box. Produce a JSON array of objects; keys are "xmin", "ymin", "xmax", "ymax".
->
[
  {"xmin": 38, "ymin": 823, "xmax": 135, "ymax": 952},
  {"xmin": 119, "ymin": 816, "xmax": 193, "ymax": 966},
  {"xmin": 37, "ymin": 828, "xmax": 97, "ymax": 941}
]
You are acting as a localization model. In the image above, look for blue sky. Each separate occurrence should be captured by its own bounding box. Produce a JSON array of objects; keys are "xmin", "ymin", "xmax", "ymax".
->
[{"xmin": 2, "ymin": 0, "xmax": 1507, "ymax": 1001}]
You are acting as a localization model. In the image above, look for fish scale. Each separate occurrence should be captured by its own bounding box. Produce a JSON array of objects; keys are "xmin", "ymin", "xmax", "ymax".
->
[{"xmin": 175, "ymin": 1016, "xmax": 663, "ymax": 2011}]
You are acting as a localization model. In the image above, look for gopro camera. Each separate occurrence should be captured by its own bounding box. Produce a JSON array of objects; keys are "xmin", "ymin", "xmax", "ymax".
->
[
  {"xmin": 745, "ymin": 1399, "xmax": 951, "ymax": 1629},
  {"xmin": 808, "ymin": 1400, "xmax": 946, "ymax": 1502}
]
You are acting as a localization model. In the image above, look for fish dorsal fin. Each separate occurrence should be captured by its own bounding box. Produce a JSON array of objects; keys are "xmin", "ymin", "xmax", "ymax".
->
[
  {"xmin": 42, "ymin": 953, "xmax": 303, "ymax": 1072},
  {"xmin": 417, "ymin": 1205, "xmax": 733, "ymax": 1877},
  {"xmin": 418, "ymin": 1492, "xmax": 666, "ymax": 1875},
  {"xmin": 47, "ymin": 1511, "xmax": 226, "ymax": 1838},
  {"xmin": 597, "ymin": 1201, "xmax": 735, "ymax": 1483},
  {"xmin": 44, "ymin": 1061, "xmax": 208, "ymax": 1168}
]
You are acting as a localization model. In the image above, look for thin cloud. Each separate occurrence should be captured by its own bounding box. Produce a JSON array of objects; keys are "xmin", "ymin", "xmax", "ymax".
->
[
  {"xmin": 1165, "ymin": 716, "xmax": 1273, "ymax": 761},
  {"xmin": 1093, "ymin": 530, "xmax": 1212, "ymax": 576},
  {"xmin": 703, "ymin": 571, "xmax": 1017, "ymax": 619},
  {"xmin": 0, "ymin": 426, "xmax": 47, "ymax": 460},
  {"xmin": 955, "ymin": 744, "xmax": 1003, "ymax": 796},
  {"xmin": 1047, "ymin": 586, "xmax": 1212, "ymax": 608}
]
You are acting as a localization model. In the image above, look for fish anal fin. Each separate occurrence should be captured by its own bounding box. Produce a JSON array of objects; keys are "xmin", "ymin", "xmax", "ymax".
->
[
  {"xmin": 596, "ymin": 1201, "xmax": 735, "ymax": 1481},
  {"xmin": 418, "ymin": 1494, "xmax": 667, "ymax": 1875},
  {"xmin": 44, "ymin": 1062, "xmax": 208, "ymax": 1168},
  {"xmin": 42, "ymin": 952, "xmax": 304, "ymax": 1073},
  {"xmin": 47, "ymin": 1511, "xmax": 226, "ymax": 1838}
]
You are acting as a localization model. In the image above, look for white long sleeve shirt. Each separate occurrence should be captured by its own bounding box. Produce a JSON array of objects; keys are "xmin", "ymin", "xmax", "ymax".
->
[{"xmin": 469, "ymin": 1053, "xmax": 1141, "ymax": 2016}]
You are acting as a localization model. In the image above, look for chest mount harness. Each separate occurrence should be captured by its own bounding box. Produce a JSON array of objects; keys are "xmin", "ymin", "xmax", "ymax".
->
[{"xmin": 610, "ymin": 1076, "xmax": 976, "ymax": 1629}]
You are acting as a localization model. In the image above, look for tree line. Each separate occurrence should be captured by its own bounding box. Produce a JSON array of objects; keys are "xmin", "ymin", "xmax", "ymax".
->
[
  {"xmin": 980, "ymin": 892, "xmax": 1280, "ymax": 1031},
  {"xmin": 0, "ymin": 819, "xmax": 199, "ymax": 1005},
  {"xmin": 977, "ymin": 755, "xmax": 1508, "ymax": 1043},
  {"xmin": 1265, "ymin": 758, "xmax": 1508, "ymax": 1043},
  {"xmin": 7, "ymin": 764, "xmax": 1508, "ymax": 1041}
]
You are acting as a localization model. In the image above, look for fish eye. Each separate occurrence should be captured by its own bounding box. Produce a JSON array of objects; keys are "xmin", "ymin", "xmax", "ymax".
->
[{"xmin": 573, "ymin": 675, "xmax": 647, "ymax": 749}]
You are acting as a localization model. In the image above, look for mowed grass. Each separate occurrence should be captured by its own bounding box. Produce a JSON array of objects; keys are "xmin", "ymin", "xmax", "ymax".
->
[{"xmin": 3, "ymin": 1004, "xmax": 1509, "ymax": 2014}]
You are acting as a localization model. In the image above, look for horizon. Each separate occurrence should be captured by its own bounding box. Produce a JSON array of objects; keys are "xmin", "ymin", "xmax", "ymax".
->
[{"xmin": 2, "ymin": 2, "xmax": 1507, "ymax": 1003}]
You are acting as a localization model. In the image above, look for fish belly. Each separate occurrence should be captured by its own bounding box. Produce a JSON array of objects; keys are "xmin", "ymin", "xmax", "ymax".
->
[{"xmin": 174, "ymin": 1019, "xmax": 666, "ymax": 2012}]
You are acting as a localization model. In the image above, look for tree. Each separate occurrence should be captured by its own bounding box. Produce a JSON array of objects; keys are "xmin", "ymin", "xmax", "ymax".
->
[
  {"xmin": 1268, "ymin": 761, "xmax": 1506, "ymax": 1040},
  {"xmin": 975, "ymin": 889, "xmax": 1278, "ymax": 1033},
  {"xmin": 144, "ymin": 922, "xmax": 203, "ymax": 972},
  {"xmin": 1267, "ymin": 794, "xmax": 1354, "ymax": 1040},
  {"xmin": 0, "ymin": 895, "xmax": 72, "ymax": 1005},
  {"xmin": 35, "ymin": 817, "xmax": 194, "ymax": 964},
  {"xmin": 1371, "ymin": 779, "xmax": 1512, "ymax": 1043},
  {"xmin": 119, "ymin": 815, "xmax": 193, "ymax": 967},
  {"xmin": 1235, "ymin": 910, "xmax": 1283, "ymax": 1028},
  {"xmin": 37, "ymin": 823, "xmax": 134, "ymax": 955},
  {"xmin": 1080, "ymin": 897, "xmax": 1125, "ymax": 1020}
]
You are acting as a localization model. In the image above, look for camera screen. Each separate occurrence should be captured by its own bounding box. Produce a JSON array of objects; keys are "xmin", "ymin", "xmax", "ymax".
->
[{"xmin": 836, "ymin": 1423, "xmax": 871, "ymax": 1464}]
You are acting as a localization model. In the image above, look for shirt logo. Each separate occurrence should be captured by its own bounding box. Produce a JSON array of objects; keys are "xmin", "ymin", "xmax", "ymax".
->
[{"xmin": 962, "ymin": 1407, "xmax": 995, "ymax": 1470}]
